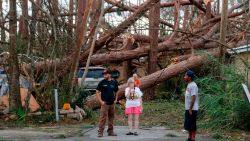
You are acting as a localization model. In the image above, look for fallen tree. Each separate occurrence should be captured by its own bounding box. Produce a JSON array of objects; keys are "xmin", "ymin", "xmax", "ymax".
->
[{"xmin": 85, "ymin": 49, "xmax": 219, "ymax": 109}]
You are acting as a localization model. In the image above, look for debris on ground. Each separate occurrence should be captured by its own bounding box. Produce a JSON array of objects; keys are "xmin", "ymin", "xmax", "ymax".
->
[{"xmin": 59, "ymin": 105, "xmax": 86, "ymax": 121}]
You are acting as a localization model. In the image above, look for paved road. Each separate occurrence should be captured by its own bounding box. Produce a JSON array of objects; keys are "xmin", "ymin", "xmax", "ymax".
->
[
  {"xmin": 82, "ymin": 126, "xmax": 215, "ymax": 141},
  {"xmin": 0, "ymin": 126, "xmax": 215, "ymax": 141}
]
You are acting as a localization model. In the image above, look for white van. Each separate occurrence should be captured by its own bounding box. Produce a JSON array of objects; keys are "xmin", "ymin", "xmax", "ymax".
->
[{"xmin": 77, "ymin": 67, "xmax": 105, "ymax": 92}]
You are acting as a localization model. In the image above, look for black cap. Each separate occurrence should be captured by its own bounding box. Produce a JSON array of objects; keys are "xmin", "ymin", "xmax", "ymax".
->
[
  {"xmin": 102, "ymin": 69, "xmax": 112, "ymax": 74},
  {"xmin": 186, "ymin": 70, "xmax": 195, "ymax": 80}
]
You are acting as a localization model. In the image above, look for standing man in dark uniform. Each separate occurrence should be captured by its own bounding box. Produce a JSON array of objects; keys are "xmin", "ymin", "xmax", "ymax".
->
[{"xmin": 96, "ymin": 69, "xmax": 119, "ymax": 137}]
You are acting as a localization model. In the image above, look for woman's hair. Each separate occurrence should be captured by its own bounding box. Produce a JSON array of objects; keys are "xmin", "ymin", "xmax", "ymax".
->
[{"xmin": 127, "ymin": 77, "xmax": 135, "ymax": 86}]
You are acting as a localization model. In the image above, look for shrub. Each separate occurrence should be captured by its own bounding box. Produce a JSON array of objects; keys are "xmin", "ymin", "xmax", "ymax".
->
[{"xmin": 197, "ymin": 61, "xmax": 250, "ymax": 130}]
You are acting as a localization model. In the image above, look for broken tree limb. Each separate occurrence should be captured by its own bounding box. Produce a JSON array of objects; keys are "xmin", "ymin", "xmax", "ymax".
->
[
  {"xmin": 85, "ymin": 41, "xmax": 217, "ymax": 65},
  {"xmin": 82, "ymin": 0, "xmax": 163, "ymax": 57},
  {"xmin": 85, "ymin": 49, "xmax": 220, "ymax": 109},
  {"xmin": 105, "ymin": 0, "xmax": 174, "ymax": 28},
  {"xmin": 104, "ymin": 0, "xmax": 191, "ymax": 13}
]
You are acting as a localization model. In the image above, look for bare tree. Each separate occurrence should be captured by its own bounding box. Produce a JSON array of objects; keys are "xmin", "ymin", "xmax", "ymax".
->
[
  {"xmin": 69, "ymin": 0, "xmax": 93, "ymax": 95},
  {"xmin": 0, "ymin": 0, "xmax": 5, "ymax": 42},
  {"xmin": 9, "ymin": 0, "xmax": 22, "ymax": 110}
]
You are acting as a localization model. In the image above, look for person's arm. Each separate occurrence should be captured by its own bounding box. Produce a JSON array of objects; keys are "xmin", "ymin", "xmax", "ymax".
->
[
  {"xmin": 114, "ymin": 82, "xmax": 119, "ymax": 104},
  {"xmin": 96, "ymin": 90, "xmax": 105, "ymax": 105},
  {"xmin": 125, "ymin": 88, "xmax": 129, "ymax": 98},
  {"xmin": 114, "ymin": 92, "xmax": 118, "ymax": 104},
  {"xmin": 189, "ymin": 95, "xmax": 196, "ymax": 115},
  {"xmin": 139, "ymin": 97, "xmax": 143, "ymax": 111},
  {"xmin": 189, "ymin": 85, "xmax": 198, "ymax": 115},
  {"xmin": 96, "ymin": 82, "xmax": 105, "ymax": 105},
  {"xmin": 137, "ymin": 88, "xmax": 143, "ymax": 111}
]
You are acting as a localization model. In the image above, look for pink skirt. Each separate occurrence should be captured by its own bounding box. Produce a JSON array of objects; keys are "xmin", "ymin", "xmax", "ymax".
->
[{"xmin": 125, "ymin": 106, "xmax": 142, "ymax": 115}]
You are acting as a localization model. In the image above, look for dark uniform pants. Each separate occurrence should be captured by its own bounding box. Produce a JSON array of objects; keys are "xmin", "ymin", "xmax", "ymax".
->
[{"xmin": 98, "ymin": 103, "xmax": 115, "ymax": 133}]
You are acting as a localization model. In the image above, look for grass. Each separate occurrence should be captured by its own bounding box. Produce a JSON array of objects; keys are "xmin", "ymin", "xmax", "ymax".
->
[{"xmin": 112, "ymin": 100, "xmax": 184, "ymax": 129}]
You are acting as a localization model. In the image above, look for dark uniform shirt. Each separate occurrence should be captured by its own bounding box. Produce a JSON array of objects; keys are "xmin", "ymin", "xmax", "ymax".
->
[{"xmin": 97, "ymin": 79, "xmax": 119, "ymax": 105}]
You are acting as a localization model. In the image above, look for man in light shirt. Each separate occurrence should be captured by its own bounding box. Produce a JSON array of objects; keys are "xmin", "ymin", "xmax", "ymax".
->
[{"xmin": 184, "ymin": 70, "xmax": 199, "ymax": 141}]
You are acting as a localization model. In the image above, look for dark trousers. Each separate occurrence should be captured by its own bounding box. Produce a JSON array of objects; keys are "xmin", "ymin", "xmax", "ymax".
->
[
  {"xmin": 98, "ymin": 103, "xmax": 115, "ymax": 133},
  {"xmin": 184, "ymin": 110, "xmax": 198, "ymax": 132}
]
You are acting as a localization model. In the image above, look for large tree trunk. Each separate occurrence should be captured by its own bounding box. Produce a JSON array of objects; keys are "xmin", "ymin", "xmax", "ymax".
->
[
  {"xmin": 85, "ymin": 49, "xmax": 220, "ymax": 109},
  {"xmin": 20, "ymin": 0, "xmax": 29, "ymax": 40},
  {"xmin": 219, "ymin": 0, "xmax": 228, "ymax": 63},
  {"xmin": 145, "ymin": 0, "xmax": 160, "ymax": 100},
  {"xmin": 122, "ymin": 34, "xmax": 135, "ymax": 82},
  {"xmin": 205, "ymin": 1, "xmax": 212, "ymax": 20},
  {"xmin": 69, "ymin": 0, "xmax": 93, "ymax": 96},
  {"xmin": 27, "ymin": 0, "xmax": 41, "ymax": 55},
  {"xmin": 9, "ymin": 0, "xmax": 22, "ymax": 110}
]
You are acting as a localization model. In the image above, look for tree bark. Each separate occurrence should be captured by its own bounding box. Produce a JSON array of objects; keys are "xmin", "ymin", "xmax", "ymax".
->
[
  {"xmin": 20, "ymin": 0, "xmax": 29, "ymax": 40},
  {"xmin": 205, "ymin": 2, "xmax": 212, "ymax": 20},
  {"xmin": 9, "ymin": 0, "xmax": 22, "ymax": 110},
  {"xmin": 219, "ymin": 0, "xmax": 228, "ymax": 64},
  {"xmin": 146, "ymin": 0, "xmax": 160, "ymax": 100},
  {"xmin": 122, "ymin": 35, "xmax": 135, "ymax": 82},
  {"xmin": 183, "ymin": 6, "xmax": 189, "ymax": 30}
]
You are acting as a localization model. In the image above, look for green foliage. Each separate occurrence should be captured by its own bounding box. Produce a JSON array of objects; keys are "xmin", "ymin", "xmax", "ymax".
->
[
  {"xmin": 12, "ymin": 108, "xmax": 28, "ymax": 127},
  {"xmin": 84, "ymin": 107, "xmax": 97, "ymax": 124},
  {"xmin": 212, "ymin": 133, "xmax": 223, "ymax": 140},
  {"xmin": 71, "ymin": 87, "xmax": 92, "ymax": 108},
  {"xmin": 197, "ymin": 60, "xmax": 250, "ymax": 130},
  {"xmin": 116, "ymin": 9, "xmax": 122, "ymax": 16},
  {"xmin": 14, "ymin": 108, "xmax": 26, "ymax": 122},
  {"xmin": 155, "ymin": 75, "xmax": 184, "ymax": 100},
  {"xmin": 30, "ymin": 113, "xmax": 55, "ymax": 124}
]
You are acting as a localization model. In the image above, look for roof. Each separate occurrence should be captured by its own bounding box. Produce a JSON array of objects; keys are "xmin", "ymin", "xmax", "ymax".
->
[{"xmin": 227, "ymin": 44, "xmax": 250, "ymax": 54}]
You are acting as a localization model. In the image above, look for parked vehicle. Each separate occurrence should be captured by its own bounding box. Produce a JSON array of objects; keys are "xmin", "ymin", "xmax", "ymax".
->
[{"xmin": 77, "ymin": 67, "xmax": 106, "ymax": 92}]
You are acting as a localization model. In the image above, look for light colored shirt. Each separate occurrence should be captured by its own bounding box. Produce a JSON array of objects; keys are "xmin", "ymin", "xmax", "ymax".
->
[
  {"xmin": 185, "ymin": 82, "xmax": 199, "ymax": 111},
  {"xmin": 125, "ymin": 87, "xmax": 143, "ymax": 108}
]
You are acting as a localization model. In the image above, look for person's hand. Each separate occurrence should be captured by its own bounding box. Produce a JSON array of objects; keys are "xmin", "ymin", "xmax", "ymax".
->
[
  {"xmin": 114, "ymin": 100, "xmax": 117, "ymax": 105},
  {"xmin": 189, "ymin": 109, "xmax": 192, "ymax": 115},
  {"xmin": 101, "ymin": 101, "xmax": 105, "ymax": 105}
]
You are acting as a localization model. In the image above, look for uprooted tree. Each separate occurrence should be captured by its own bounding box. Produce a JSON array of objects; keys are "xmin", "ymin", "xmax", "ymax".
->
[{"xmin": 0, "ymin": 0, "xmax": 249, "ymax": 109}]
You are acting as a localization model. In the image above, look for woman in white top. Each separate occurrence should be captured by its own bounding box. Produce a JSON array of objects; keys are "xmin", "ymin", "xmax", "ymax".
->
[{"xmin": 125, "ymin": 78, "xmax": 143, "ymax": 136}]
